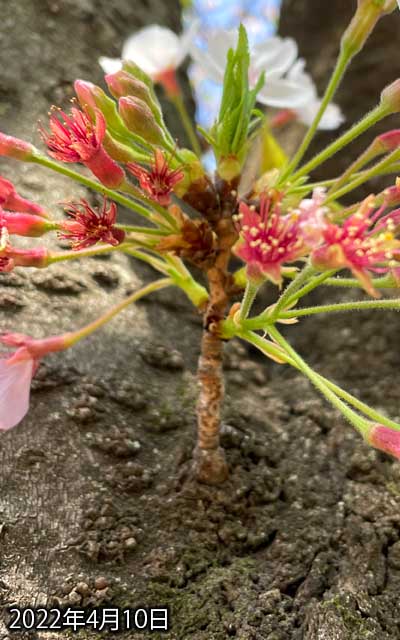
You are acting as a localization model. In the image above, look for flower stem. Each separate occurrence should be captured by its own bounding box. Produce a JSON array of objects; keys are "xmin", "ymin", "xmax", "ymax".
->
[
  {"xmin": 32, "ymin": 154, "xmax": 176, "ymax": 228},
  {"xmin": 289, "ymin": 103, "xmax": 391, "ymax": 183},
  {"xmin": 48, "ymin": 241, "xmax": 133, "ymax": 264},
  {"xmin": 116, "ymin": 224, "xmax": 170, "ymax": 236},
  {"xmin": 268, "ymin": 326, "xmax": 368, "ymax": 434},
  {"xmin": 325, "ymin": 147, "xmax": 400, "ymax": 203},
  {"xmin": 66, "ymin": 278, "xmax": 173, "ymax": 346},
  {"xmin": 326, "ymin": 144, "xmax": 381, "ymax": 197},
  {"xmin": 283, "ymin": 270, "xmax": 337, "ymax": 308},
  {"xmin": 323, "ymin": 274, "xmax": 395, "ymax": 289},
  {"xmin": 278, "ymin": 297, "xmax": 400, "ymax": 320},
  {"xmin": 239, "ymin": 281, "xmax": 260, "ymax": 321},
  {"xmin": 244, "ymin": 328, "xmax": 400, "ymax": 433},
  {"xmin": 271, "ymin": 263, "xmax": 316, "ymax": 317},
  {"xmin": 314, "ymin": 372, "xmax": 400, "ymax": 431},
  {"xmin": 170, "ymin": 92, "xmax": 202, "ymax": 157},
  {"xmin": 124, "ymin": 247, "xmax": 209, "ymax": 307},
  {"xmin": 280, "ymin": 49, "xmax": 350, "ymax": 182}
]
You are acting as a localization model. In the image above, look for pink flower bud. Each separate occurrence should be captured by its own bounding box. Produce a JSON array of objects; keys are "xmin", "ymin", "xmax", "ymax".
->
[
  {"xmin": 0, "ymin": 210, "xmax": 56, "ymax": 237},
  {"xmin": 0, "ymin": 133, "xmax": 35, "ymax": 161},
  {"xmin": 1, "ymin": 332, "xmax": 69, "ymax": 364},
  {"xmin": 119, "ymin": 96, "xmax": 165, "ymax": 144},
  {"xmin": 374, "ymin": 130, "xmax": 400, "ymax": 153},
  {"xmin": 106, "ymin": 71, "xmax": 153, "ymax": 105},
  {"xmin": 74, "ymin": 80, "xmax": 132, "ymax": 139},
  {"xmin": 6, "ymin": 246, "xmax": 50, "ymax": 270},
  {"xmin": 0, "ymin": 176, "xmax": 48, "ymax": 217},
  {"xmin": 366, "ymin": 423, "xmax": 400, "ymax": 459},
  {"xmin": 381, "ymin": 79, "xmax": 400, "ymax": 114}
]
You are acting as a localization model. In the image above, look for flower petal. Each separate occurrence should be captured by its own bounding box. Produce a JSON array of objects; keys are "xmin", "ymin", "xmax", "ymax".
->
[
  {"xmin": 122, "ymin": 25, "xmax": 181, "ymax": 76},
  {"xmin": 98, "ymin": 56, "xmax": 122, "ymax": 75},
  {"xmin": 296, "ymin": 101, "xmax": 345, "ymax": 130},
  {"xmin": 0, "ymin": 358, "xmax": 34, "ymax": 431},
  {"xmin": 253, "ymin": 37, "xmax": 298, "ymax": 77},
  {"xmin": 258, "ymin": 76, "xmax": 315, "ymax": 108}
]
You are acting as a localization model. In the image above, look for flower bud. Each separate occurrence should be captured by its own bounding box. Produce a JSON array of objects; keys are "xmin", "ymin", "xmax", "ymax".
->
[
  {"xmin": 74, "ymin": 80, "xmax": 133, "ymax": 139},
  {"xmin": 1, "ymin": 211, "xmax": 57, "ymax": 237},
  {"xmin": 0, "ymin": 176, "xmax": 48, "ymax": 217},
  {"xmin": 0, "ymin": 133, "xmax": 36, "ymax": 161},
  {"xmin": 365, "ymin": 423, "xmax": 400, "ymax": 459},
  {"xmin": 118, "ymin": 96, "xmax": 165, "ymax": 145},
  {"xmin": 380, "ymin": 79, "xmax": 400, "ymax": 114},
  {"xmin": 9, "ymin": 246, "xmax": 50, "ymax": 269},
  {"xmin": 373, "ymin": 130, "xmax": 400, "ymax": 153},
  {"xmin": 342, "ymin": 0, "xmax": 396, "ymax": 58},
  {"xmin": 106, "ymin": 70, "xmax": 159, "ymax": 115}
]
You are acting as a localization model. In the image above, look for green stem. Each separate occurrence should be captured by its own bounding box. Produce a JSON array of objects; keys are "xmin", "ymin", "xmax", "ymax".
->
[
  {"xmin": 325, "ymin": 147, "xmax": 400, "ymax": 203},
  {"xmin": 239, "ymin": 281, "xmax": 260, "ymax": 321},
  {"xmin": 326, "ymin": 144, "xmax": 380, "ymax": 197},
  {"xmin": 323, "ymin": 274, "xmax": 395, "ymax": 289},
  {"xmin": 116, "ymin": 224, "xmax": 170, "ymax": 236},
  {"xmin": 241, "ymin": 329, "xmax": 400, "ymax": 432},
  {"xmin": 170, "ymin": 92, "xmax": 202, "ymax": 157},
  {"xmin": 279, "ymin": 297, "xmax": 400, "ymax": 320},
  {"xmin": 280, "ymin": 49, "xmax": 351, "ymax": 181},
  {"xmin": 268, "ymin": 326, "xmax": 367, "ymax": 434},
  {"xmin": 67, "ymin": 278, "xmax": 172, "ymax": 345},
  {"xmin": 32, "ymin": 154, "xmax": 176, "ymax": 228},
  {"xmin": 238, "ymin": 329, "xmax": 290, "ymax": 365},
  {"xmin": 284, "ymin": 270, "xmax": 337, "ymax": 309},
  {"xmin": 290, "ymin": 103, "xmax": 391, "ymax": 182},
  {"xmin": 48, "ymin": 241, "xmax": 134, "ymax": 264},
  {"xmin": 315, "ymin": 372, "xmax": 400, "ymax": 431},
  {"xmin": 124, "ymin": 247, "xmax": 170, "ymax": 275},
  {"xmin": 272, "ymin": 263, "xmax": 315, "ymax": 316}
]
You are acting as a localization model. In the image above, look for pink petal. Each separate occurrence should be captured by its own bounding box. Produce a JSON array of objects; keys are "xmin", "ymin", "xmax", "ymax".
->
[{"xmin": 0, "ymin": 358, "xmax": 34, "ymax": 431}]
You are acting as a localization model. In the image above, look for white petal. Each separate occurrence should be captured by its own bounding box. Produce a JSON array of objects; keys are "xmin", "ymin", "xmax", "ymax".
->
[
  {"xmin": 189, "ymin": 46, "xmax": 225, "ymax": 82},
  {"xmin": 206, "ymin": 30, "xmax": 237, "ymax": 68},
  {"xmin": 98, "ymin": 56, "xmax": 122, "ymax": 75},
  {"xmin": 0, "ymin": 358, "xmax": 34, "ymax": 431},
  {"xmin": 258, "ymin": 77, "xmax": 315, "ymax": 109},
  {"xmin": 122, "ymin": 25, "xmax": 181, "ymax": 76},
  {"xmin": 253, "ymin": 37, "xmax": 298, "ymax": 77},
  {"xmin": 296, "ymin": 100, "xmax": 345, "ymax": 130}
]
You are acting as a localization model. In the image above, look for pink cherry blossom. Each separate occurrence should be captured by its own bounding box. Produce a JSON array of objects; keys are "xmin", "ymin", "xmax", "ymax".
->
[
  {"xmin": 311, "ymin": 195, "xmax": 400, "ymax": 297},
  {"xmin": 59, "ymin": 199, "xmax": 125, "ymax": 250},
  {"xmin": 40, "ymin": 107, "xmax": 125, "ymax": 188},
  {"xmin": 127, "ymin": 149, "xmax": 184, "ymax": 206},
  {"xmin": 234, "ymin": 190, "xmax": 327, "ymax": 284}
]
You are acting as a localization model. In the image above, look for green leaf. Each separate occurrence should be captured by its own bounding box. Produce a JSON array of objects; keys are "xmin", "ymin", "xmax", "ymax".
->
[{"xmin": 204, "ymin": 24, "xmax": 265, "ymax": 181}]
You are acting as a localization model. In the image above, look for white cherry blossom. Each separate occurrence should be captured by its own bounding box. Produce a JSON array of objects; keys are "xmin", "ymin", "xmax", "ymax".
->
[
  {"xmin": 190, "ymin": 30, "xmax": 344, "ymax": 128},
  {"xmin": 99, "ymin": 23, "xmax": 197, "ymax": 79}
]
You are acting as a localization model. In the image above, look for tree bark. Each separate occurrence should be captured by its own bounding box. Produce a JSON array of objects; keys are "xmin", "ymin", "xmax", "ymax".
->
[{"xmin": 193, "ymin": 328, "xmax": 228, "ymax": 484}]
